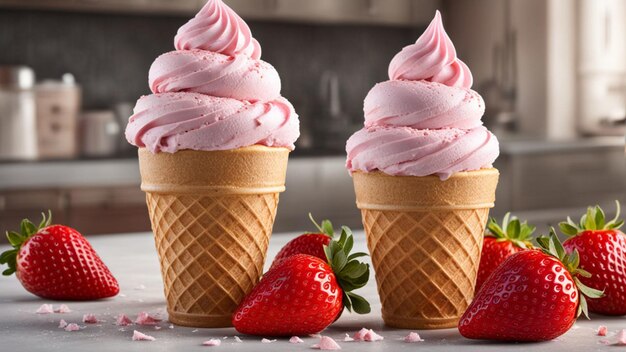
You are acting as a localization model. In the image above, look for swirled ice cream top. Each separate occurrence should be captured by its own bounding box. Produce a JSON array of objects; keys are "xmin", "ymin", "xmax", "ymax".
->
[
  {"xmin": 126, "ymin": 0, "xmax": 299, "ymax": 153},
  {"xmin": 346, "ymin": 11, "xmax": 498, "ymax": 180}
]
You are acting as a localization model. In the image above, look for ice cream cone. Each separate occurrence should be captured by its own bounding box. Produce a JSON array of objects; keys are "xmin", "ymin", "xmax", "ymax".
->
[
  {"xmin": 138, "ymin": 145, "xmax": 289, "ymax": 328},
  {"xmin": 353, "ymin": 168, "xmax": 499, "ymax": 329}
]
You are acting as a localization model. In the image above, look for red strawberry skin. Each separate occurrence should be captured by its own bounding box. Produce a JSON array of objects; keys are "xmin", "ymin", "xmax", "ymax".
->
[
  {"xmin": 233, "ymin": 254, "xmax": 342, "ymax": 336},
  {"xmin": 475, "ymin": 237, "xmax": 525, "ymax": 292},
  {"xmin": 563, "ymin": 230, "xmax": 626, "ymax": 315},
  {"xmin": 459, "ymin": 250, "xmax": 578, "ymax": 341},
  {"xmin": 270, "ymin": 233, "xmax": 330, "ymax": 268},
  {"xmin": 16, "ymin": 225, "xmax": 119, "ymax": 300}
]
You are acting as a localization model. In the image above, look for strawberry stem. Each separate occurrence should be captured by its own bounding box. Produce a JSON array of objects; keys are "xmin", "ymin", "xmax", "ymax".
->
[
  {"xmin": 559, "ymin": 200, "xmax": 623, "ymax": 236},
  {"xmin": 308, "ymin": 213, "xmax": 335, "ymax": 238},
  {"xmin": 322, "ymin": 225, "xmax": 370, "ymax": 314},
  {"xmin": 0, "ymin": 211, "xmax": 52, "ymax": 276},
  {"xmin": 485, "ymin": 212, "xmax": 535, "ymax": 249}
]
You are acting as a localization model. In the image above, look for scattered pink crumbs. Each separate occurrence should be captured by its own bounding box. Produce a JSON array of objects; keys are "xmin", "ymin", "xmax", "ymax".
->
[
  {"xmin": 353, "ymin": 328, "xmax": 384, "ymax": 342},
  {"xmin": 82, "ymin": 314, "xmax": 98, "ymax": 324},
  {"xmin": 261, "ymin": 338, "xmax": 276, "ymax": 343},
  {"xmin": 202, "ymin": 339, "xmax": 221, "ymax": 347},
  {"xmin": 343, "ymin": 334, "xmax": 354, "ymax": 342},
  {"xmin": 312, "ymin": 336, "xmax": 341, "ymax": 350},
  {"xmin": 36, "ymin": 304, "xmax": 54, "ymax": 314},
  {"xmin": 289, "ymin": 336, "xmax": 304, "ymax": 344},
  {"xmin": 54, "ymin": 304, "xmax": 71, "ymax": 313},
  {"xmin": 64, "ymin": 323, "xmax": 81, "ymax": 332},
  {"xmin": 597, "ymin": 326, "xmax": 608, "ymax": 337},
  {"xmin": 616, "ymin": 330, "xmax": 626, "ymax": 346},
  {"xmin": 135, "ymin": 312, "xmax": 162, "ymax": 326},
  {"xmin": 116, "ymin": 314, "xmax": 133, "ymax": 326},
  {"xmin": 404, "ymin": 332, "xmax": 424, "ymax": 343},
  {"xmin": 58, "ymin": 319, "xmax": 68, "ymax": 329},
  {"xmin": 132, "ymin": 330, "xmax": 156, "ymax": 341}
]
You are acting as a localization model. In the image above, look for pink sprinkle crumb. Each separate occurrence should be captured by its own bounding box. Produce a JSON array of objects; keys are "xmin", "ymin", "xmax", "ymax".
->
[
  {"xmin": 64, "ymin": 323, "xmax": 80, "ymax": 332},
  {"xmin": 289, "ymin": 336, "xmax": 304, "ymax": 344},
  {"xmin": 55, "ymin": 304, "xmax": 71, "ymax": 313},
  {"xmin": 312, "ymin": 336, "xmax": 341, "ymax": 350},
  {"xmin": 132, "ymin": 330, "xmax": 155, "ymax": 341},
  {"xmin": 597, "ymin": 325, "xmax": 608, "ymax": 336},
  {"xmin": 353, "ymin": 328, "xmax": 368, "ymax": 341},
  {"xmin": 36, "ymin": 304, "xmax": 54, "ymax": 314},
  {"xmin": 135, "ymin": 312, "xmax": 162, "ymax": 326},
  {"xmin": 343, "ymin": 334, "xmax": 354, "ymax": 342},
  {"xmin": 234, "ymin": 336, "xmax": 242, "ymax": 343},
  {"xmin": 353, "ymin": 328, "xmax": 383, "ymax": 342},
  {"xmin": 116, "ymin": 314, "xmax": 133, "ymax": 326},
  {"xmin": 82, "ymin": 314, "xmax": 98, "ymax": 324},
  {"xmin": 309, "ymin": 333, "xmax": 322, "ymax": 338},
  {"xmin": 404, "ymin": 332, "xmax": 424, "ymax": 343},
  {"xmin": 202, "ymin": 339, "xmax": 221, "ymax": 346},
  {"xmin": 616, "ymin": 330, "xmax": 626, "ymax": 346},
  {"xmin": 58, "ymin": 319, "xmax": 68, "ymax": 329},
  {"xmin": 261, "ymin": 338, "xmax": 276, "ymax": 343},
  {"xmin": 169, "ymin": 324, "xmax": 174, "ymax": 329}
]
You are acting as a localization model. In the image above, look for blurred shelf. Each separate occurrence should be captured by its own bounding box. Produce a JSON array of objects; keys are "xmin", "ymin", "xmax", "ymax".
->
[
  {"xmin": 0, "ymin": 158, "xmax": 140, "ymax": 190},
  {"xmin": 498, "ymin": 135, "xmax": 624, "ymax": 155}
]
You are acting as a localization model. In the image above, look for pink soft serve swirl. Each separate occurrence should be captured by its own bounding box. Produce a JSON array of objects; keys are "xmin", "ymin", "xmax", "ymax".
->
[
  {"xmin": 346, "ymin": 10, "xmax": 498, "ymax": 180},
  {"xmin": 126, "ymin": 0, "xmax": 299, "ymax": 153},
  {"xmin": 388, "ymin": 10, "xmax": 472, "ymax": 88},
  {"xmin": 174, "ymin": 0, "xmax": 261, "ymax": 59}
]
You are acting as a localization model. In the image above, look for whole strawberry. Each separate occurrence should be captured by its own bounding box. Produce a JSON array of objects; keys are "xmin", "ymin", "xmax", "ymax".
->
[
  {"xmin": 233, "ymin": 226, "xmax": 370, "ymax": 336},
  {"xmin": 560, "ymin": 201, "xmax": 626, "ymax": 315},
  {"xmin": 459, "ymin": 230, "xmax": 603, "ymax": 342},
  {"xmin": 270, "ymin": 214, "xmax": 334, "ymax": 268},
  {"xmin": 475, "ymin": 213, "xmax": 535, "ymax": 292},
  {"xmin": 0, "ymin": 212, "xmax": 119, "ymax": 300}
]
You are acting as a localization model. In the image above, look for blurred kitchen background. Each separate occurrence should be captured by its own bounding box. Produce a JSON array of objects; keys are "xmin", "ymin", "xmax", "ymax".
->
[{"xmin": 0, "ymin": 0, "xmax": 624, "ymax": 238}]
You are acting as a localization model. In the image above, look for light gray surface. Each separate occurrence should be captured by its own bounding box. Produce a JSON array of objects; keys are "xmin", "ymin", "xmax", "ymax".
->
[{"xmin": 0, "ymin": 231, "xmax": 624, "ymax": 351}]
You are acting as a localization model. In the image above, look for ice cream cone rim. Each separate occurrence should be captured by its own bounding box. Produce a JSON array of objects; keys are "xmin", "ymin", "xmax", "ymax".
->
[
  {"xmin": 140, "ymin": 184, "xmax": 285, "ymax": 195},
  {"xmin": 355, "ymin": 202, "xmax": 495, "ymax": 211}
]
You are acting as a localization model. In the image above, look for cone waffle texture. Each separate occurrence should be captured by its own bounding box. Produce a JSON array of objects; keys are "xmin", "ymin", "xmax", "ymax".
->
[
  {"xmin": 353, "ymin": 169, "xmax": 499, "ymax": 329},
  {"xmin": 139, "ymin": 146, "xmax": 289, "ymax": 328}
]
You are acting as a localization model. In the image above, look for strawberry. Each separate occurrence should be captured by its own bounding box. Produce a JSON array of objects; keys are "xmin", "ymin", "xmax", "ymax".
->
[
  {"xmin": 475, "ymin": 213, "xmax": 535, "ymax": 292},
  {"xmin": 270, "ymin": 214, "xmax": 334, "ymax": 268},
  {"xmin": 0, "ymin": 212, "xmax": 119, "ymax": 300},
  {"xmin": 232, "ymin": 226, "xmax": 370, "ymax": 336},
  {"xmin": 459, "ymin": 230, "xmax": 603, "ymax": 342},
  {"xmin": 559, "ymin": 201, "xmax": 626, "ymax": 315}
]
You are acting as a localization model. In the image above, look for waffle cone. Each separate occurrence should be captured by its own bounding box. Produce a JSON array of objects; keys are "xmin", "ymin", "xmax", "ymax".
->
[
  {"xmin": 138, "ymin": 146, "xmax": 289, "ymax": 328},
  {"xmin": 353, "ymin": 169, "xmax": 499, "ymax": 329}
]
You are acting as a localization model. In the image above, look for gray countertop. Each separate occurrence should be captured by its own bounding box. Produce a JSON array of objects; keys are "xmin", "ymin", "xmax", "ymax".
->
[{"xmin": 0, "ymin": 231, "xmax": 624, "ymax": 351}]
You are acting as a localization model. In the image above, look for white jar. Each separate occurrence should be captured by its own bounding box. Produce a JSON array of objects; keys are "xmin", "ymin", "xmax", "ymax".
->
[{"xmin": 0, "ymin": 66, "xmax": 37, "ymax": 160}]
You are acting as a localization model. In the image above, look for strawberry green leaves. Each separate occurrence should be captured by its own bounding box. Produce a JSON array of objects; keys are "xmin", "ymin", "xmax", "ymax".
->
[
  {"xmin": 486, "ymin": 212, "xmax": 535, "ymax": 249},
  {"xmin": 537, "ymin": 229, "xmax": 604, "ymax": 319},
  {"xmin": 560, "ymin": 200, "xmax": 624, "ymax": 236},
  {"xmin": 323, "ymin": 225, "xmax": 371, "ymax": 315},
  {"xmin": 309, "ymin": 213, "xmax": 335, "ymax": 238},
  {"xmin": 0, "ymin": 211, "xmax": 52, "ymax": 276}
]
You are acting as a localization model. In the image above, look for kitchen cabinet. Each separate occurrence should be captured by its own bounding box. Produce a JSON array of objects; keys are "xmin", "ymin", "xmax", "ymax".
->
[{"xmin": 0, "ymin": 0, "xmax": 440, "ymax": 27}]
